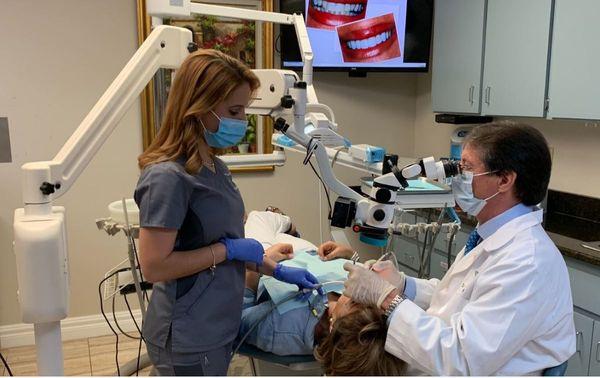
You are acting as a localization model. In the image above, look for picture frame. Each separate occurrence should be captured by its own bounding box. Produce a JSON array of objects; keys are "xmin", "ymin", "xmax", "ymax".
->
[{"xmin": 136, "ymin": 0, "xmax": 275, "ymax": 172}]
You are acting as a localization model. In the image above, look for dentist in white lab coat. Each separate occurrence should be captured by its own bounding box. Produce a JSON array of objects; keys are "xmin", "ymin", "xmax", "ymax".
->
[{"xmin": 343, "ymin": 121, "xmax": 576, "ymax": 375}]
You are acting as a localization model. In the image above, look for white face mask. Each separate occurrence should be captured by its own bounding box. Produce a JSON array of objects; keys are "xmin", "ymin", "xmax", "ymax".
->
[{"xmin": 452, "ymin": 171, "xmax": 500, "ymax": 216}]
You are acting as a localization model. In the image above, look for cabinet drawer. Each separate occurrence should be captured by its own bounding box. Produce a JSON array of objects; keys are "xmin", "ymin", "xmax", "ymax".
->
[
  {"xmin": 567, "ymin": 262, "xmax": 600, "ymax": 314},
  {"xmin": 392, "ymin": 236, "xmax": 421, "ymax": 272},
  {"xmin": 433, "ymin": 227, "xmax": 472, "ymax": 257},
  {"xmin": 566, "ymin": 311, "xmax": 593, "ymax": 375},
  {"xmin": 430, "ymin": 250, "xmax": 455, "ymax": 280},
  {"xmin": 589, "ymin": 320, "xmax": 600, "ymax": 375}
]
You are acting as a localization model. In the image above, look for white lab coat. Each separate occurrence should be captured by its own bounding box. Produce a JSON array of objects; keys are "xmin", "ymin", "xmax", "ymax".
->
[{"xmin": 386, "ymin": 209, "xmax": 576, "ymax": 375}]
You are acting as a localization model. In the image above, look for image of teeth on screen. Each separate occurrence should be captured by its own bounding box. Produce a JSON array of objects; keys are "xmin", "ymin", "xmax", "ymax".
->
[
  {"xmin": 336, "ymin": 13, "xmax": 400, "ymax": 63},
  {"xmin": 304, "ymin": 0, "xmax": 405, "ymax": 66}
]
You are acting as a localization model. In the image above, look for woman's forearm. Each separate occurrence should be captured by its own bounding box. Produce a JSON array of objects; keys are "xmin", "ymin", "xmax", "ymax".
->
[{"xmin": 143, "ymin": 243, "xmax": 227, "ymax": 283}]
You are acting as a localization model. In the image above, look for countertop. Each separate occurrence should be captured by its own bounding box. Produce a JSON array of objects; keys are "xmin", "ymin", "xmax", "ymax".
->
[
  {"xmin": 548, "ymin": 232, "xmax": 600, "ymax": 267},
  {"xmin": 414, "ymin": 209, "xmax": 600, "ymax": 267}
]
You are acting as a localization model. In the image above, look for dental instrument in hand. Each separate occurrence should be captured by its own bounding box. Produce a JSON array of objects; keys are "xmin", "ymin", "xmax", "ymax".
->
[
  {"xmin": 301, "ymin": 280, "xmax": 346, "ymax": 295},
  {"xmin": 369, "ymin": 251, "xmax": 395, "ymax": 271},
  {"xmin": 351, "ymin": 251, "xmax": 360, "ymax": 264}
]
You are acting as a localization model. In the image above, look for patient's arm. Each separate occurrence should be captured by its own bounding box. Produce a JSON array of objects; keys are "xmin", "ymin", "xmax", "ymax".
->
[
  {"xmin": 318, "ymin": 241, "xmax": 354, "ymax": 261},
  {"xmin": 245, "ymin": 243, "xmax": 294, "ymax": 291},
  {"xmin": 246, "ymin": 271, "xmax": 260, "ymax": 292}
]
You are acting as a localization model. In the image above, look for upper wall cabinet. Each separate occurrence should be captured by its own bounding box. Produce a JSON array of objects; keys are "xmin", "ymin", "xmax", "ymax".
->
[
  {"xmin": 431, "ymin": 0, "xmax": 486, "ymax": 114},
  {"xmin": 547, "ymin": 0, "xmax": 600, "ymax": 120},
  {"xmin": 432, "ymin": 0, "xmax": 553, "ymax": 117}
]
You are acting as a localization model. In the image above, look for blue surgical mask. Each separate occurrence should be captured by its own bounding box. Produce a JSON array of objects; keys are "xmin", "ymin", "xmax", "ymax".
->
[
  {"xmin": 452, "ymin": 171, "xmax": 500, "ymax": 216},
  {"xmin": 202, "ymin": 110, "xmax": 248, "ymax": 148}
]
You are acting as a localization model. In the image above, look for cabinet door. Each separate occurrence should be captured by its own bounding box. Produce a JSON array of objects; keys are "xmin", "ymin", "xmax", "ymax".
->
[
  {"xmin": 392, "ymin": 236, "xmax": 421, "ymax": 272},
  {"xmin": 481, "ymin": 0, "xmax": 552, "ymax": 117},
  {"xmin": 589, "ymin": 320, "xmax": 600, "ymax": 375},
  {"xmin": 566, "ymin": 311, "xmax": 593, "ymax": 376},
  {"xmin": 547, "ymin": 0, "xmax": 600, "ymax": 120},
  {"xmin": 431, "ymin": 0, "xmax": 486, "ymax": 114}
]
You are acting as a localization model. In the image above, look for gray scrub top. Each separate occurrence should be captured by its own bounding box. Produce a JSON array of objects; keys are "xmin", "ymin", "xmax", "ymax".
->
[{"xmin": 134, "ymin": 157, "xmax": 246, "ymax": 353}]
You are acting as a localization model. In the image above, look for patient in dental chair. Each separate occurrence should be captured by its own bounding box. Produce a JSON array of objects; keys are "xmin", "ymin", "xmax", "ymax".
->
[{"xmin": 239, "ymin": 210, "xmax": 406, "ymax": 375}]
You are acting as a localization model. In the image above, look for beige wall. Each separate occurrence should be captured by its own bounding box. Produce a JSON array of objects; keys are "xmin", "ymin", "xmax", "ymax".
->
[
  {"xmin": 1, "ymin": 1, "xmax": 143, "ymax": 326},
  {"xmin": 414, "ymin": 73, "xmax": 600, "ymax": 199}
]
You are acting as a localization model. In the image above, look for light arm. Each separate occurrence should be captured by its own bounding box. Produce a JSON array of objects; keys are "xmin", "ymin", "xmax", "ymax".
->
[{"xmin": 22, "ymin": 25, "xmax": 192, "ymax": 205}]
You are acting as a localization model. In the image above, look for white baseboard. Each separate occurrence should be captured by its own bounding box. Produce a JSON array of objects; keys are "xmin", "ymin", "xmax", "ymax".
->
[{"xmin": 0, "ymin": 310, "xmax": 142, "ymax": 349}]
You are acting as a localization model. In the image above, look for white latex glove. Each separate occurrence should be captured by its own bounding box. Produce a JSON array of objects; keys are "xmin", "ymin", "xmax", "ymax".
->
[
  {"xmin": 343, "ymin": 262, "xmax": 396, "ymax": 308},
  {"xmin": 364, "ymin": 260, "xmax": 406, "ymax": 293}
]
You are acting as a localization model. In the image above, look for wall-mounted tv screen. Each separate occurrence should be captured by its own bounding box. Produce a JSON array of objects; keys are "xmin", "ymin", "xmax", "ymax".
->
[{"xmin": 280, "ymin": 0, "xmax": 433, "ymax": 72}]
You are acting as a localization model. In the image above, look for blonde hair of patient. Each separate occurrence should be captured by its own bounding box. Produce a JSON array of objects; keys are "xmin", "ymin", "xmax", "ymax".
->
[
  {"xmin": 314, "ymin": 305, "xmax": 406, "ymax": 375},
  {"xmin": 138, "ymin": 49, "xmax": 260, "ymax": 175}
]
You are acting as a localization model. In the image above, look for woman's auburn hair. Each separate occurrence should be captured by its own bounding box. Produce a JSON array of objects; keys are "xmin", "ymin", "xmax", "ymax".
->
[
  {"xmin": 314, "ymin": 304, "xmax": 406, "ymax": 376},
  {"xmin": 138, "ymin": 49, "xmax": 260, "ymax": 175}
]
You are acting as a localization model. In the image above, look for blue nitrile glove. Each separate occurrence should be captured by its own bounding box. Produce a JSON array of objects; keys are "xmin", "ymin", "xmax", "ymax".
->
[
  {"xmin": 220, "ymin": 238, "xmax": 264, "ymax": 265},
  {"xmin": 273, "ymin": 264, "xmax": 324, "ymax": 295}
]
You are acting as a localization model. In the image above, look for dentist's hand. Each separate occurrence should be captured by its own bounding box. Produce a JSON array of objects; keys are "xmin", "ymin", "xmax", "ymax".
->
[
  {"xmin": 343, "ymin": 262, "xmax": 396, "ymax": 308},
  {"xmin": 221, "ymin": 238, "xmax": 264, "ymax": 265},
  {"xmin": 273, "ymin": 264, "xmax": 323, "ymax": 295},
  {"xmin": 317, "ymin": 241, "xmax": 354, "ymax": 261},
  {"xmin": 364, "ymin": 260, "xmax": 406, "ymax": 293}
]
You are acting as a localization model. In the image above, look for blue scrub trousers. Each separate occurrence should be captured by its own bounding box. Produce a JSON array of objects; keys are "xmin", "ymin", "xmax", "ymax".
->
[{"xmin": 146, "ymin": 334, "xmax": 234, "ymax": 376}]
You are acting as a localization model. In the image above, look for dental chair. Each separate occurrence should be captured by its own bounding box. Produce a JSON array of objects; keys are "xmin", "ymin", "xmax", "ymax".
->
[
  {"xmin": 237, "ymin": 343, "xmax": 321, "ymax": 376},
  {"xmin": 542, "ymin": 361, "xmax": 568, "ymax": 376}
]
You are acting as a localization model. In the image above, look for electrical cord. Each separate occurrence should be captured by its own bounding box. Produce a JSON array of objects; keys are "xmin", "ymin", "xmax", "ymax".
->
[
  {"xmin": 274, "ymin": 33, "xmax": 281, "ymax": 54},
  {"xmin": 308, "ymin": 160, "xmax": 332, "ymax": 219},
  {"xmin": 98, "ymin": 272, "xmax": 123, "ymax": 376},
  {"xmin": 422, "ymin": 209, "xmax": 446, "ymax": 277},
  {"xmin": 124, "ymin": 294, "xmax": 144, "ymax": 377},
  {"xmin": 330, "ymin": 147, "xmax": 345, "ymax": 168},
  {"xmin": 111, "ymin": 294, "xmax": 142, "ymax": 340},
  {"xmin": 1, "ymin": 352, "xmax": 13, "ymax": 376},
  {"xmin": 447, "ymin": 227, "xmax": 458, "ymax": 271},
  {"xmin": 123, "ymin": 294, "xmax": 143, "ymax": 334},
  {"xmin": 130, "ymin": 229, "xmax": 150, "ymax": 303}
]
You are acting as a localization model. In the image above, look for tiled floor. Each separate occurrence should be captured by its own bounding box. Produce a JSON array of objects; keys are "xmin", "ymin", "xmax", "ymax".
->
[{"xmin": 0, "ymin": 335, "xmax": 252, "ymax": 376}]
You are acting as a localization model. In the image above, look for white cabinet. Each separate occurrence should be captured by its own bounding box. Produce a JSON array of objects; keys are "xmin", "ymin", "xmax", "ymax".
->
[
  {"xmin": 432, "ymin": 0, "xmax": 553, "ymax": 117},
  {"xmin": 431, "ymin": 0, "xmax": 486, "ymax": 114},
  {"xmin": 567, "ymin": 311, "xmax": 593, "ymax": 376},
  {"xmin": 481, "ymin": 0, "xmax": 552, "ymax": 117},
  {"xmin": 547, "ymin": 0, "xmax": 600, "ymax": 120},
  {"xmin": 589, "ymin": 320, "xmax": 600, "ymax": 375}
]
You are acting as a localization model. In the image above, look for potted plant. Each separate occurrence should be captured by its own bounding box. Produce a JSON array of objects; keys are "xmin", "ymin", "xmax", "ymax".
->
[{"xmin": 238, "ymin": 115, "xmax": 256, "ymax": 154}]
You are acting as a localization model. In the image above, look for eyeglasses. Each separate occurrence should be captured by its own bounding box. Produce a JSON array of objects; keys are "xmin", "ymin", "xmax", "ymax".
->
[{"xmin": 459, "ymin": 162, "xmax": 497, "ymax": 177}]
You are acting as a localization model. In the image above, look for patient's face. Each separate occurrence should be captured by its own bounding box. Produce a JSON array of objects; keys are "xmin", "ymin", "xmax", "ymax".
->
[
  {"xmin": 328, "ymin": 295, "xmax": 358, "ymax": 331},
  {"xmin": 328, "ymin": 268, "xmax": 390, "ymax": 329},
  {"xmin": 328, "ymin": 272, "xmax": 384, "ymax": 328}
]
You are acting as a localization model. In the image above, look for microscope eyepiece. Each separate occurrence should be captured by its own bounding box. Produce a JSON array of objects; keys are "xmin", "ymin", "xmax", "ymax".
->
[{"xmin": 442, "ymin": 160, "xmax": 461, "ymax": 178}]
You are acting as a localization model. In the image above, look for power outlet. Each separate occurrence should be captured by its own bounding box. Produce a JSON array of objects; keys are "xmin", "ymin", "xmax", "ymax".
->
[{"xmin": 0, "ymin": 117, "xmax": 12, "ymax": 163}]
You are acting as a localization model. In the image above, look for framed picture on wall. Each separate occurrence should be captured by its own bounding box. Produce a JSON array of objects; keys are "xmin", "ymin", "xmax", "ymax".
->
[{"xmin": 136, "ymin": 0, "xmax": 275, "ymax": 172}]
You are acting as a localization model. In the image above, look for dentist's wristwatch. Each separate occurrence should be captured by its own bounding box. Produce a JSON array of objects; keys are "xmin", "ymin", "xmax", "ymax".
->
[{"xmin": 383, "ymin": 294, "xmax": 405, "ymax": 318}]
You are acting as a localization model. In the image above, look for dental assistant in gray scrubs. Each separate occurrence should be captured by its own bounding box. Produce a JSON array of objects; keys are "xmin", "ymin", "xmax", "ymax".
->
[{"xmin": 134, "ymin": 49, "xmax": 321, "ymax": 376}]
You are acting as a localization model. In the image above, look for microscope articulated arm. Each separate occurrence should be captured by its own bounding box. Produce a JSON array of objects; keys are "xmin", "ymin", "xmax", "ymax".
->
[{"xmin": 22, "ymin": 26, "xmax": 192, "ymax": 206}]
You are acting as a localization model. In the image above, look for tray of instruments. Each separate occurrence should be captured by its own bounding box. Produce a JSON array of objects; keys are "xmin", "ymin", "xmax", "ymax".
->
[{"xmin": 360, "ymin": 177, "xmax": 454, "ymax": 209}]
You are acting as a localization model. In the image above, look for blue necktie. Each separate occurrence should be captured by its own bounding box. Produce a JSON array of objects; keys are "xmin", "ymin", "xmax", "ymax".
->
[{"xmin": 464, "ymin": 229, "xmax": 481, "ymax": 256}]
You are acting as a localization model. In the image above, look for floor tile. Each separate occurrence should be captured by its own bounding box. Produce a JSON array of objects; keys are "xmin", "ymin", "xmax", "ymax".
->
[
  {"xmin": 89, "ymin": 336, "xmax": 147, "ymax": 376},
  {"xmin": 1, "ymin": 345, "xmax": 36, "ymax": 364},
  {"xmin": 63, "ymin": 355, "xmax": 92, "ymax": 376},
  {"xmin": 228, "ymin": 354, "xmax": 252, "ymax": 376}
]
